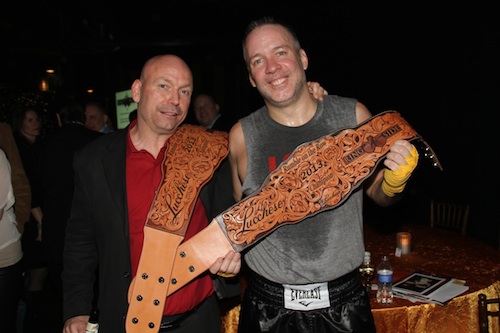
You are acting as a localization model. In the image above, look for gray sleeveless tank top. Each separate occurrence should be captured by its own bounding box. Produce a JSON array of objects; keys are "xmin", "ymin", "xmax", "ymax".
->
[{"xmin": 239, "ymin": 95, "xmax": 365, "ymax": 284}]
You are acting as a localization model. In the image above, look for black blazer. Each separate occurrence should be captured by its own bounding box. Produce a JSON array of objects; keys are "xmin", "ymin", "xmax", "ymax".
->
[
  {"xmin": 62, "ymin": 127, "xmax": 236, "ymax": 332},
  {"xmin": 38, "ymin": 123, "xmax": 102, "ymax": 264}
]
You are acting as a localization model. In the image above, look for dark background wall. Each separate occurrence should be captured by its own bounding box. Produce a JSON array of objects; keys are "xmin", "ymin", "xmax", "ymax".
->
[{"xmin": 1, "ymin": 1, "xmax": 499, "ymax": 248}]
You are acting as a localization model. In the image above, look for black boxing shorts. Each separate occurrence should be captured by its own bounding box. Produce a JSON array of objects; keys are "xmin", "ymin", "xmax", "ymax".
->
[{"xmin": 238, "ymin": 269, "xmax": 376, "ymax": 333}]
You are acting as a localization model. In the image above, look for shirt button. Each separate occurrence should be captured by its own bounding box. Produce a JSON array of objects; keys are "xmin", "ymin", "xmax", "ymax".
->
[{"xmin": 124, "ymin": 271, "xmax": 131, "ymax": 278}]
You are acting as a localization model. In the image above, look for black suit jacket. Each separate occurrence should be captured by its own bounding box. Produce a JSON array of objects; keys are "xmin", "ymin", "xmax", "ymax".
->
[
  {"xmin": 37, "ymin": 123, "xmax": 102, "ymax": 264},
  {"xmin": 62, "ymin": 126, "xmax": 236, "ymax": 332},
  {"xmin": 210, "ymin": 114, "xmax": 236, "ymax": 133}
]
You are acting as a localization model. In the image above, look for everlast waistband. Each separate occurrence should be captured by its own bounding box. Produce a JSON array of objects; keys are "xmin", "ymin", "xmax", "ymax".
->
[{"xmin": 247, "ymin": 269, "xmax": 362, "ymax": 308}]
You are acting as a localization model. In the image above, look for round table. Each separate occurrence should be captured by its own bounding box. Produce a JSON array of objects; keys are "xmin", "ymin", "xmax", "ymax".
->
[
  {"xmin": 220, "ymin": 223, "xmax": 500, "ymax": 333},
  {"xmin": 365, "ymin": 222, "xmax": 500, "ymax": 333}
]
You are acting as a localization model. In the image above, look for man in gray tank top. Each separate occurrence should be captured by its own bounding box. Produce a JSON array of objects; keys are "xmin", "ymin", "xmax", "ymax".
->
[{"xmin": 229, "ymin": 17, "xmax": 420, "ymax": 333}]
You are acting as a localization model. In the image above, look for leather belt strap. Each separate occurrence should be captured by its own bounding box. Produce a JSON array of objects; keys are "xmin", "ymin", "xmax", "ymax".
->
[
  {"xmin": 125, "ymin": 124, "xmax": 228, "ymax": 333},
  {"xmin": 165, "ymin": 110, "xmax": 443, "ymax": 296}
]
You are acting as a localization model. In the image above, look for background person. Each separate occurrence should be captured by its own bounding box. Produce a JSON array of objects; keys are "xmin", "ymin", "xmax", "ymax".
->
[
  {"xmin": 0, "ymin": 122, "xmax": 31, "ymax": 235},
  {"xmin": 192, "ymin": 93, "xmax": 235, "ymax": 132},
  {"xmin": 0, "ymin": 122, "xmax": 31, "ymax": 333},
  {"xmin": 84, "ymin": 101, "xmax": 114, "ymax": 134},
  {"xmin": 37, "ymin": 99, "xmax": 103, "ymax": 331},
  {"xmin": 11, "ymin": 105, "xmax": 47, "ymax": 332},
  {"xmin": 0, "ymin": 148, "xmax": 24, "ymax": 333}
]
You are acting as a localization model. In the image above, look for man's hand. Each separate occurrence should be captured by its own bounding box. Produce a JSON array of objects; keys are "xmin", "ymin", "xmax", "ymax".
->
[
  {"xmin": 63, "ymin": 315, "xmax": 89, "ymax": 333},
  {"xmin": 307, "ymin": 81, "xmax": 328, "ymax": 101},
  {"xmin": 382, "ymin": 140, "xmax": 419, "ymax": 197},
  {"xmin": 209, "ymin": 250, "xmax": 241, "ymax": 278},
  {"xmin": 383, "ymin": 140, "xmax": 415, "ymax": 170}
]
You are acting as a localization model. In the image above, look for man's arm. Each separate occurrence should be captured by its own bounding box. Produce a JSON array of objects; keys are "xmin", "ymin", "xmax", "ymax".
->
[
  {"xmin": 62, "ymin": 153, "xmax": 99, "ymax": 324},
  {"xmin": 364, "ymin": 140, "xmax": 419, "ymax": 207},
  {"xmin": 0, "ymin": 122, "xmax": 31, "ymax": 234},
  {"xmin": 353, "ymin": 104, "xmax": 419, "ymax": 207},
  {"xmin": 228, "ymin": 121, "xmax": 247, "ymax": 202}
]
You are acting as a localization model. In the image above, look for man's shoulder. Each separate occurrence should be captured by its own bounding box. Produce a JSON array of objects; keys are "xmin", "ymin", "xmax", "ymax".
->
[
  {"xmin": 241, "ymin": 106, "xmax": 267, "ymax": 122},
  {"xmin": 78, "ymin": 128, "xmax": 126, "ymax": 155},
  {"xmin": 323, "ymin": 94, "xmax": 357, "ymax": 104},
  {"xmin": 82, "ymin": 127, "xmax": 105, "ymax": 141},
  {"xmin": 41, "ymin": 125, "xmax": 102, "ymax": 146}
]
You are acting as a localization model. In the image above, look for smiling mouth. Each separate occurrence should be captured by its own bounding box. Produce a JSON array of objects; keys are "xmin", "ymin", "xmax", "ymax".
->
[
  {"xmin": 270, "ymin": 77, "xmax": 286, "ymax": 86},
  {"xmin": 159, "ymin": 107, "xmax": 181, "ymax": 117}
]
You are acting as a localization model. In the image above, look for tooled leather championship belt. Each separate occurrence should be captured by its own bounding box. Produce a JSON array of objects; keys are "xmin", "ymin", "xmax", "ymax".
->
[
  {"xmin": 126, "ymin": 124, "xmax": 229, "ymax": 333},
  {"xmin": 125, "ymin": 111, "xmax": 442, "ymax": 332},
  {"xmin": 164, "ymin": 110, "xmax": 442, "ymax": 297}
]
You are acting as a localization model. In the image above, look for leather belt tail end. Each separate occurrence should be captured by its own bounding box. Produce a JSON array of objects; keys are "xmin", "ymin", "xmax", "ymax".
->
[
  {"xmin": 167, "ymin": 219, "xmax": 235, "ymax": 296},
  {"xmin": 126, "ymin": 227, "xmax": 183, "ymax": 333}
]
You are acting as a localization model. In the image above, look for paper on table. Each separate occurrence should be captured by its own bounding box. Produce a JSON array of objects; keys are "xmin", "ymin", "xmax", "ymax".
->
[
  {"xmin": 393, "ymin": 272, "xmax": 446, "ymax": 295},
  {"xmin": 426, "ymin": 279, "xmax": 469, "ymax": 303},
  {"xmin": 393, "ymin": 290, "xmax": 445, "ymax": 305}
]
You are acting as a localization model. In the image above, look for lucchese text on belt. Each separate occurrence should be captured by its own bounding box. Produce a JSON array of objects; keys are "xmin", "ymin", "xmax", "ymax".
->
[
  {"xmin": 148, "ymin": 128, "xmax": 227, "ymax": 233},
  {"xmin": 126, "ymin": 111, "xmax": 442, "ymax": 332}
]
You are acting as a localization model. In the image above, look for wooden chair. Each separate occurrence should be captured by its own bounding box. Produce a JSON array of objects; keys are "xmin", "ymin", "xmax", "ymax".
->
[
  {"xmin": 478, "ymin": 293, "xmax": 500, "ymax": 333},
  {"xmin": 430, "ymin": 199, "xmax": 470, "ymax": 235}
]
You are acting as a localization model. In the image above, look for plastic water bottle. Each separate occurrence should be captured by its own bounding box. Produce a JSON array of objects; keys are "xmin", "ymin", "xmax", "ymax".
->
[{"xmin": 376, "ymin": 255, "xmax": 393, "ymax": 304}]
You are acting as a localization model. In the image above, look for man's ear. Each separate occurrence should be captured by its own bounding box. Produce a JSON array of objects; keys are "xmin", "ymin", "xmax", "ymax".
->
[
  {"xmin": 249, "ymin": 74, "xmax": 257, "ymax": 88},
  {"xmin": 131, "ymin": 79, "xmax": 141, "ymax": 102},
  {"xmin": 56, "ymin": 113, "xmax": 62, "ymax": 127},
  {"xmin": 300, "ymin": 49, "xmax": 309, "ymax": 70}
]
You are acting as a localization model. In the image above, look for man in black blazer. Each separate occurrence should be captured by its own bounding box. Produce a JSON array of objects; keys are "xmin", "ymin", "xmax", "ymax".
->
[
  {"xmin": 62, "ymin": 55, "xmax": 241, "ymax": 333},
  {"xmin": 37, "ymin": 100, "xmax": 102, "ymax": 330}
]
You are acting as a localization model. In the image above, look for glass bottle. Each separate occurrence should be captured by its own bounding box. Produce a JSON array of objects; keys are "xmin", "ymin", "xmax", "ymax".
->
[
  {"xmin": 376, "ymin": 255, "xmax": 393, "ymax": 304},
  {"xmin": 359, "ymin": 251, "xmax": 374, "ymax": 294},
  {"xmin": 86, "ymin": 309, "xmax": 99, "ymax": 333}
]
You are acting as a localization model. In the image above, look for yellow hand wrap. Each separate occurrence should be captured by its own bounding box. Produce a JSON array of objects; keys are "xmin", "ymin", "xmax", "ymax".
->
[{"xmin": 381, "ymin": 145, "xmax": 419, "ymax": 197}]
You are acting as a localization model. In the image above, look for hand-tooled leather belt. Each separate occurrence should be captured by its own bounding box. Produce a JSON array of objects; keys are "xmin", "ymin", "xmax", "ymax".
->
[
  {"xmin": 165, "ymin": 110, "xmax": 442, "ymax": 296},
  {"xmin": 126, "ymin": 124, "xmax": 229, "ymax": 333}
]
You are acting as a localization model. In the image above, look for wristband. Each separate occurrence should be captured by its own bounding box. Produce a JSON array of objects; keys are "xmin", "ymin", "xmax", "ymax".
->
[{"xmin": 381, "ymin": 145, "xmax": 418, "ymax": 197}]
